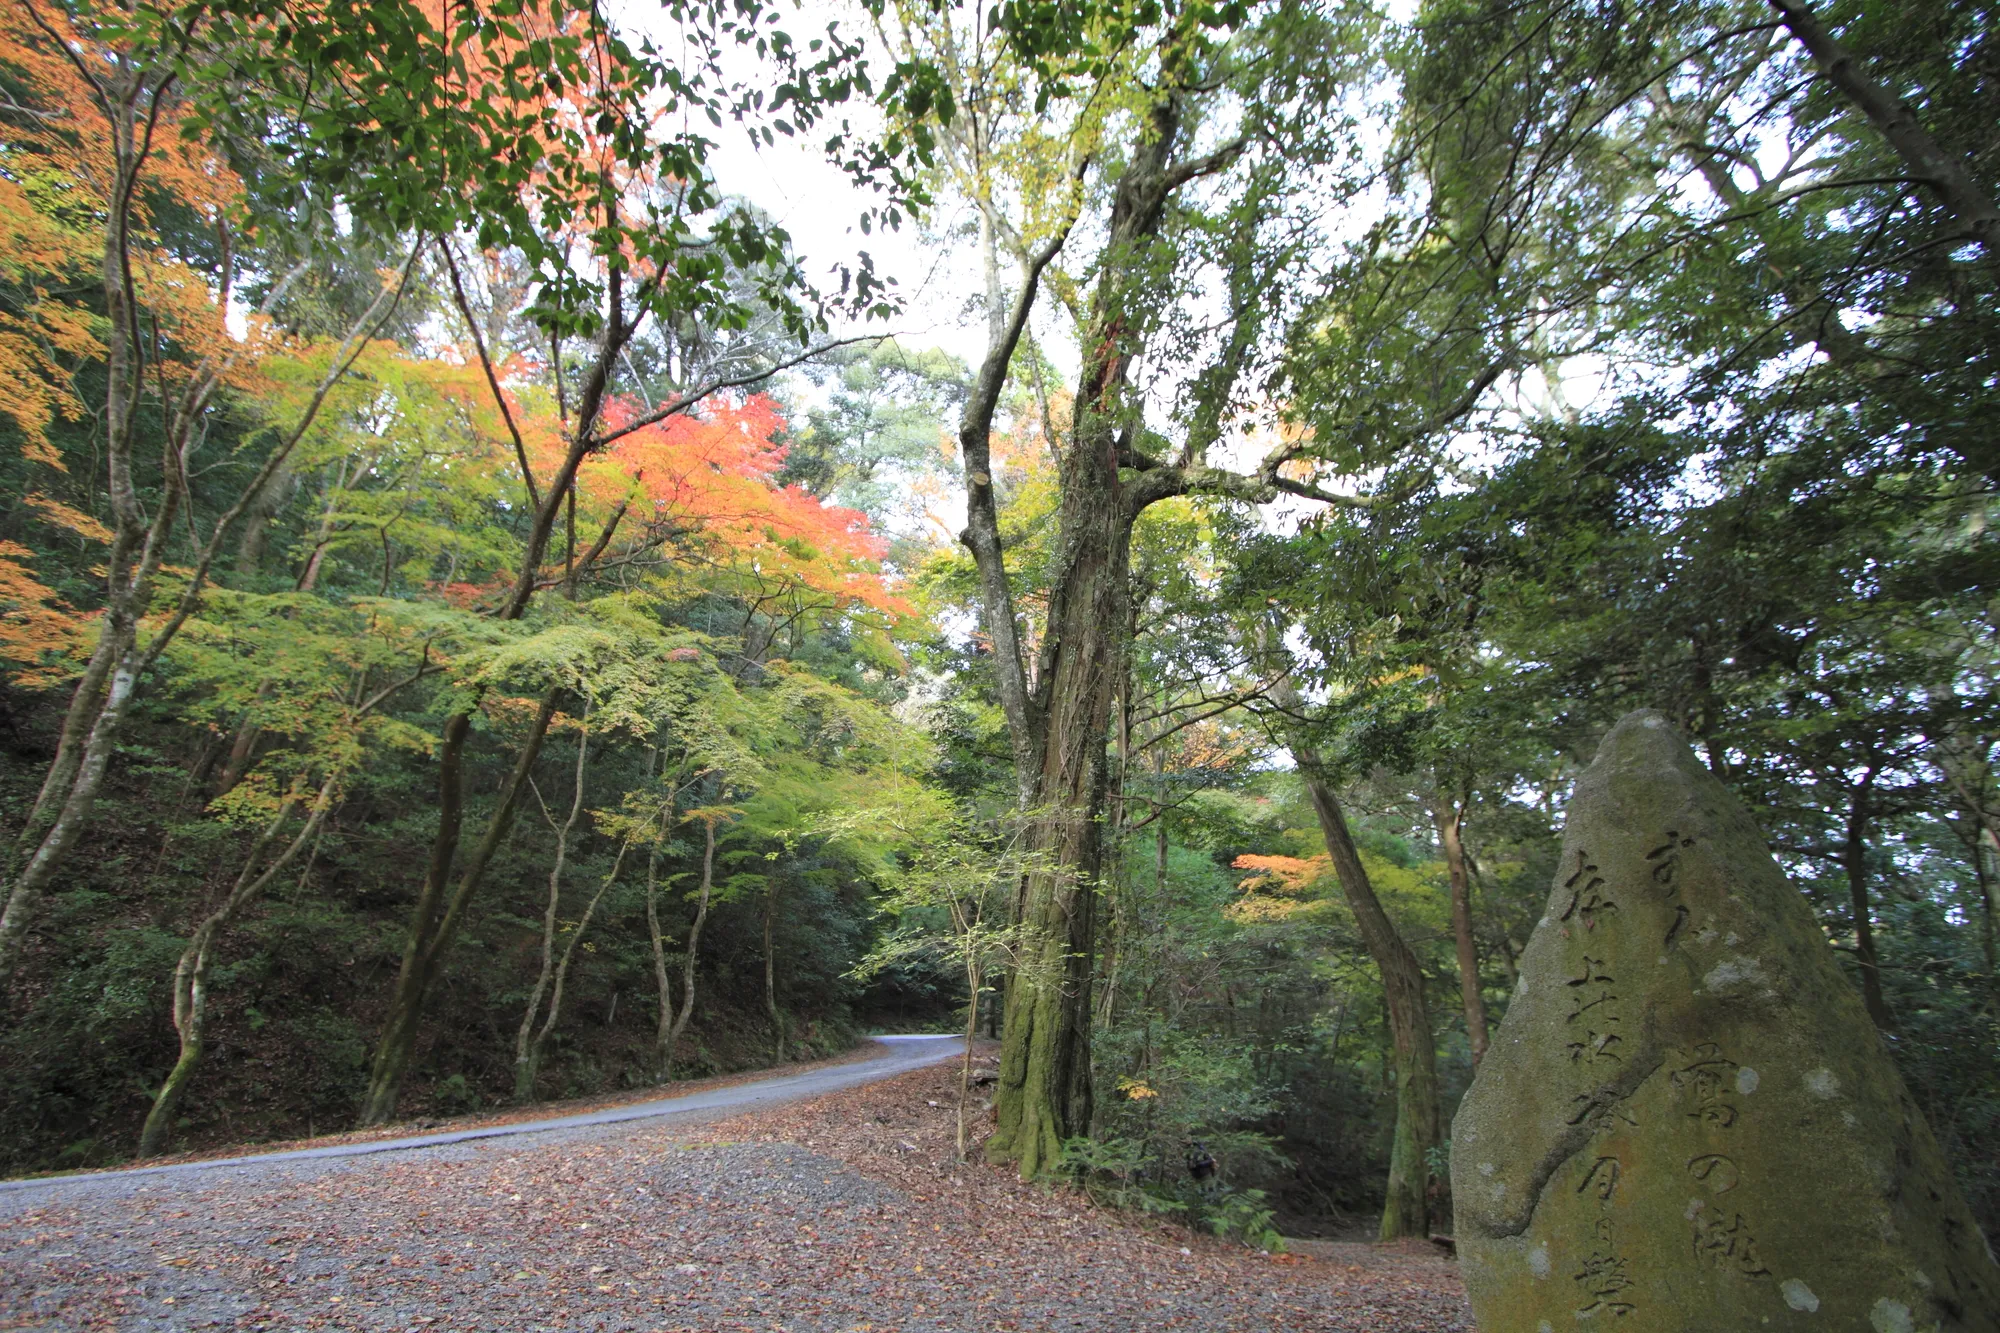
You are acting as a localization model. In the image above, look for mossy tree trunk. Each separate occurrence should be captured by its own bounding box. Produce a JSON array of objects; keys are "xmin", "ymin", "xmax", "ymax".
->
[
  {"xmin": 957, "ymin": 57, "xmax": 1251, "ymax": 1177},
  {"xmin": 1267, "ymin": 664, "xmax": 1439, "ymax": 1240}
]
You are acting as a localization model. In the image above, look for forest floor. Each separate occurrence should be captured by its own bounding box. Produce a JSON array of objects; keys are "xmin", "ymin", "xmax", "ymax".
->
[{"xmin": 0, "ymin": 1042, "xmax": 1472, "ymax": 1332}]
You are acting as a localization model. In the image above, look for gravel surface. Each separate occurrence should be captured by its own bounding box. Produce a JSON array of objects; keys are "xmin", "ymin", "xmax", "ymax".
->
[{"xmin": 0, "ymin": 1040, "xmax": 1472, "ymax": 1331}]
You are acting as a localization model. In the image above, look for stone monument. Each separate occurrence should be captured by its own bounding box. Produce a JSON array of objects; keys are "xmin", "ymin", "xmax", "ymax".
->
[{"xmin": 1452, "ymin": 710, "xmax": 1997, "ymax": 1332}]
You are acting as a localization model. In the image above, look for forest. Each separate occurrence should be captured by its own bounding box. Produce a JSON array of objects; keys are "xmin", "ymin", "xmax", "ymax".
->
[{"xmin": 0, "ymin": 0, "xmax": 1993, "ymax": 1253}]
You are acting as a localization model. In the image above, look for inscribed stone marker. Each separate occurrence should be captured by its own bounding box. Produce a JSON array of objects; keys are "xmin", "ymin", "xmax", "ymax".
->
[{"xmin": 1451, "ymin": 710, "xmax": 1998, "ymax": 1332}]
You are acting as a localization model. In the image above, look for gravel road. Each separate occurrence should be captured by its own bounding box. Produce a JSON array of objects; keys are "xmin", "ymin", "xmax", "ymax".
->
[
  {"xmin": 0, "ymin": 1036, "xmax": 1473, "ymax": 1331},
  {"xmin": 0, "ymin": 1036, "xmax": 961, "ymax": 1195}
]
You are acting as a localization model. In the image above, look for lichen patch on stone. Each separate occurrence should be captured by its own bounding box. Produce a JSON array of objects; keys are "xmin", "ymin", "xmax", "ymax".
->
[
  {"xmin": 1528, "ymin": 1243, "xmax": 1550, "ymax": 1280},
  {"xmin": 1871, "ymin": 1297, "xmax": 1915, "ymax": 1333}
]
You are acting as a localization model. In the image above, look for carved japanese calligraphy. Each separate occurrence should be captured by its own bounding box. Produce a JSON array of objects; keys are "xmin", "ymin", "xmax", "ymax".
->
[
  {"xmin": 1567, "ymin": 1090, "xmax": 1639, "ymax": 1134},
  {"xmin": 1564, "ymin": 956, "xmax": 1622, "ymax": 1064},
  {"xmin": 1644, "ymin": 832, "xmax": 1695, "ymax": 895},
  {"xmin": 1691, "ymin": 1203, "xmax": 1772, "ymax": 1278},
  {"xmin": 1687, "ymin": 1154, "xmax": 1740, "ymax": 1194},
  {"xmin": 1575, "ymin": 1218, "xmax": 1638, "ymax": 1318},
  {"xmin": 1672, "ymin": 1043, "xmax": 1741, "ymax": 1129},
  {"xmin": 1560, "ymin": 849, "xmax": 1619, "ymax": 931},
  {"xmin": 1451, "ymin": 711, "xmax": 1999, "ymax": 1333},
  {"xmin": 1578, "ymin": 1155, "xmax": 1622, "ymax": 1201}
]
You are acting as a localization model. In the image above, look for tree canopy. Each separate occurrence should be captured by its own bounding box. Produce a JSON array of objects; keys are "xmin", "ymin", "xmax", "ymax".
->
[{"xmin": 0, "ymin": 0, "xmax": 1992, "ymax": 1250}]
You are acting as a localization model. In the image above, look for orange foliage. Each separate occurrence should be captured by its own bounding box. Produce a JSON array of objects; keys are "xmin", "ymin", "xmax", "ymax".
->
[
  {"xmin": 581, "ymin": 394, "xmax": 910, "ymax": 621},
  {"xmin": 1232, "ymin": 853, "xmax": 1331, "ymax": 895},
  {"xmin": 0, "ymin": 540, "xmax": 90, "ymax": 686},
  {"xmin": 1227, "ymin": 853, "xmax": 1332, "ymax": 925},
  {"xmin": 0, "ymin": 0, "xmax": 249, "ymax": 466},
  {"xmin": 21, "ymin": 493, "xmax": 113, "ymax": 544}
]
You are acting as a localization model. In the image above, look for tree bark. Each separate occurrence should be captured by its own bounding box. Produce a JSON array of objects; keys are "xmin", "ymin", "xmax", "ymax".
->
[
  {"xmin": 972, "ymin": 83, "xmax": 1208, "ymax": 1182},
  {"xmin": 515, "ymin": 711, "xmax": 590, "ymax": 1103},
  {"xmin": 1843, "ymin": 769, "xmax": 1894, "ymax": 1031},
  {"xmin": 1267, "ymin": 665, "xmax": 1438, "ymax": 1240},
  {"xmin": 360, "ymin": 691, "xmax": 558, "ymax": 1124},
  {"xmin": 1767, "ymin": 0, "xmax": 2000, "ymax": 255},
  {"xmin": 1435, "ymin": 797, "xmax": 1490, "ymax": 1065},
  {"xmin": 139, "ymin": 775, "xmax": 338, "ymax": 1156},
  {"xmin": 663, "ymin": 815, "xmax": 718, "ymax": 1078},
  {"xmin": 1305, "ymin": 762, "xmax": 1439, "ymax": 1239}
]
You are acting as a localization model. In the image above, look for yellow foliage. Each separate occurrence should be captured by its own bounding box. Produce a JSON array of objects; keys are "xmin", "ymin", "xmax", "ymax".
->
[
  {"xmin": 0, "ymin": 540, "xmax": 90, "ymax": 687},
  {"xmin": 22, "ymin": 493, "xmax": 112, "ymax": 543}
]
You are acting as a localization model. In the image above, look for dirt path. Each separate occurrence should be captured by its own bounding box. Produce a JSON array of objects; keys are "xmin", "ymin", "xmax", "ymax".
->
[{"xmin": 0, "ymin": 1040, "xmax": 1471, "ymax": 1331}]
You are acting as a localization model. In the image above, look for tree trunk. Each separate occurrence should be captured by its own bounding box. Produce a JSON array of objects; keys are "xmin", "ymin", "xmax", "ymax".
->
[
  {"xmin": 515, "ymin": 714, "xmax": 590, "ymax": 1103},
  {"xmin": 1435, "ymin": 798, "xmax": 1490, "ymax": 1064},
  {"xmin": 360, "ymin": 254, "xmax": 649, "ymax": 1123},
  {"xmin": 664, "ymin": 817, "xmax": 718, "ymax": 1078},
  {"xmin": 0, "ymin": 233, "xmax": 414, "ymax": 988},
  {"xmin": 764, "ymin": 880, "xmax": 785, "ymax": 1063},
  {"xmin": 985, "ymin": 492, "xmax": 1124, "ymax": 1175},
  {"xmin": 360, "ymin": 691, "xmax": 559, "ymax": 1124},
  {"xmin": 1844, "ymin": 771, "xmax": 1894, "ymax": 1030},
  {"xmin": 524, "ymin": 839, "xmax": 630, "ymax": 1096},
  {"xmin": 139, "ymin": 777, "xmax": 337, "ymax": 1156},
  {"xmin": 647, "ymin": 835, "xmax": 675, "ymax": 1081},
  {"xmin": 974, "ymin": 90, "xmax": 1206, "ymax": 1182},
  {"xmin": 1767, "ymin": 0, "xmax": 2000, "ymax": 256},
  {"xmin": 1981, "ymin": 825, "xmax": 1999, "ymax": 983},
  {"xmin": 959, "ymin": 952, "xmax": 982, "ymax": 1162},
  {"xmin": 1273, "ymin": 688, "xmax": 1437, "ymax": 1240}
]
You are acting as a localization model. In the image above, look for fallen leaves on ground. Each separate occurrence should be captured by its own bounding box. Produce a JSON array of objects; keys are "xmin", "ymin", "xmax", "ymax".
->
[{"xmin": 0, "ymin": 1047, "xmax": 1471, "ymax": 1331}]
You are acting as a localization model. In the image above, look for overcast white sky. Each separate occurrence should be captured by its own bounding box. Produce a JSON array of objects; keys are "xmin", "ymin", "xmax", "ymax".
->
[{"xmin": 609, "ymin": 0, "xmax": 1004, "ymax": 373}]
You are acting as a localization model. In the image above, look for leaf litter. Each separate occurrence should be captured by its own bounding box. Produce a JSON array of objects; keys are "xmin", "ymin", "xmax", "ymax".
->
[{"xmin": 0, "ymin": 1053, "xmax": 1470, "ymax": 1331}]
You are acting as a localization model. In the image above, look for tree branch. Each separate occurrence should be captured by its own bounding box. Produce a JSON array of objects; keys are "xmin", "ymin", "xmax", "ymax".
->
[
  {"xmin": 958, "ymin": 195, "xmax": 1084, "ymax": 805},
  {"xmin": 443, "ymin": 242, "xmax": 542, "ymax": 515},
  {"xmin": 1768, "ymin": 0, "xmax": 2000, "ymax": 254}
]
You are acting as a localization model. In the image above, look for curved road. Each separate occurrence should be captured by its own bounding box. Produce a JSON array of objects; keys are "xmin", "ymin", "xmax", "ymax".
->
[
  {"xmin": 0, "ymin": 1033, "xmax": 962, "ymax": 1197},
  {"xmin": 0, "ymin": 1032, "xmax": 1475, "ymax": 1331}
]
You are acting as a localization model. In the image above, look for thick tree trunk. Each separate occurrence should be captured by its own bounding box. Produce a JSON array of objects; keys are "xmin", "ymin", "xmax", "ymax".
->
[
  {"xmin": 1435, "ymin": 799, "xmax": 1490, "ymax": 1064},
  {"xmin": 973, "ymin": 85, "xmax": 1206, "ymax": 1181},
  {"xmin": 986, "ymin": 465, "xmax": 1127, "ymax": 1176}
]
